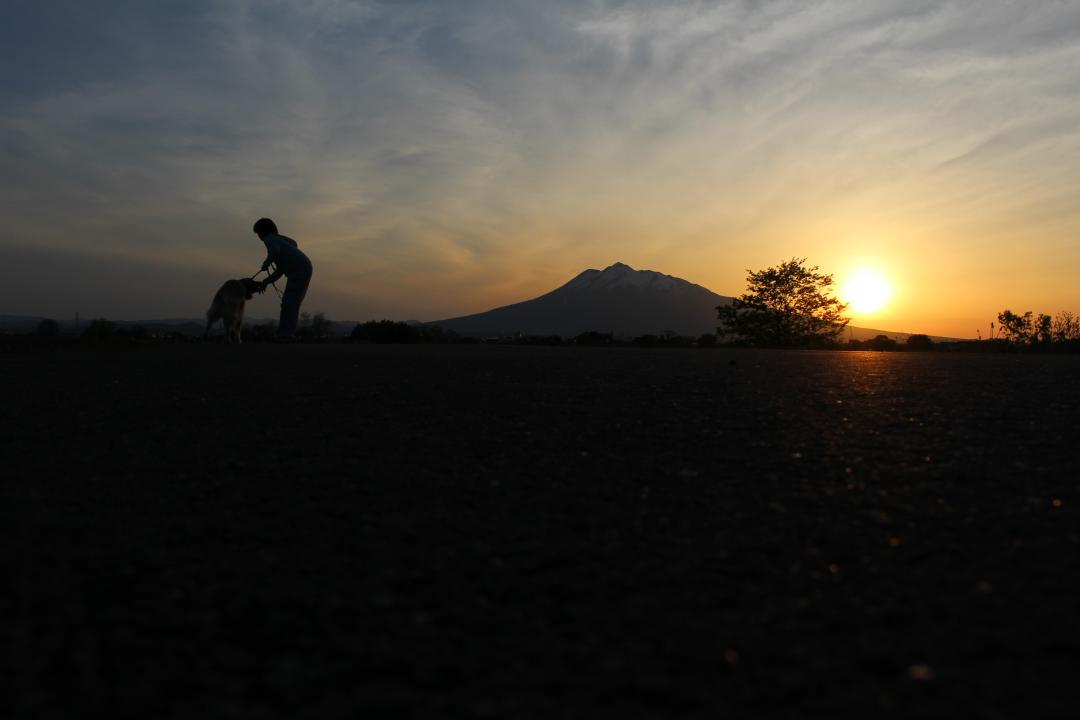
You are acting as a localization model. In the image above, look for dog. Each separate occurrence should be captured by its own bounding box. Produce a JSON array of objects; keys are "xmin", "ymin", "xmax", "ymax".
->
[{"xmin": 205, "ymin": 278, "xmax": 263, "ymax": 343}]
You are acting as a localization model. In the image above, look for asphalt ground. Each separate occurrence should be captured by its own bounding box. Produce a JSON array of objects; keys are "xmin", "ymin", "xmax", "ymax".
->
[{"xmin": 4, "ymin": 344, "xmax": 1078, "ymax": 718}]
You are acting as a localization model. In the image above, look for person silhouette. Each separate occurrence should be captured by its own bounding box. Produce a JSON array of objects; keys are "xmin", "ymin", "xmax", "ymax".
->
[{"xmin": 253, "ymin": 218, "xmax": 313, "ymax": 340}]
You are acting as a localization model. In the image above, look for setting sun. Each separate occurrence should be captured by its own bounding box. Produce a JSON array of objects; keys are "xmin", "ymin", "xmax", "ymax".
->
[{"xmin": 842, "ymin": 269, "xmax": 892, "ymax": 315}]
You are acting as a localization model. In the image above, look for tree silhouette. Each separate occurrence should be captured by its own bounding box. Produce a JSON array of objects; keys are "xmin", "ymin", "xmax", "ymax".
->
[
  {"xmin": 998, "ymin": 309, "xmax": 1078, "ymax": 347},
  {"xmin": 866, "ymin": 334, "xmax": 898, "ymax": 351},
  {"xmin": 309, "ymin": 312, "xmax": 334, "ymax": 339},
  {"xmin": 36, "ymin": 318, "xmax": 60, "ymax": 338},
  {"xmin": 997, "ymin": 310, "xmax": 1033, "ymax": 344},
  {"xmin": 717, "ymin": 258, "xmax": 849, "ymax": 347},
  {"xmin": 1034, "ymin": 314, "xmax": 1053, "ymax": 346},
  {"xmin": 82, "ymin": 318, "xmax": 120, "ymax": 342},
  {"xmin": 1052, "ymin": 311, "xmax": 1080, "ymax": 342},
  {"xmin": 905, "ymin": 334, "xmax": 934, "ymax": 351}
]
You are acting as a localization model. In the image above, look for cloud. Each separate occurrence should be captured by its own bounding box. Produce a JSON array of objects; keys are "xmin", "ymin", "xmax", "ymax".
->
[{"xmin": 3, "ymin": 1, "xmax": 1080, "ymax": 334}]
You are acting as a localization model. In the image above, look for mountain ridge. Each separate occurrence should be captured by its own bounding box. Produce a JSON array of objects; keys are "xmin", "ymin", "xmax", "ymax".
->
[{"xmin": 430, "ymin": 262, "xmax": 733, "ymax": 338}]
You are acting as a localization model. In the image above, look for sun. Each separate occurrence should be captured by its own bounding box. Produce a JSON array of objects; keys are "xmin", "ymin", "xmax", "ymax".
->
[{"xmin": 842, "ymin": 269, "xmax": 892, "ymax": 314}]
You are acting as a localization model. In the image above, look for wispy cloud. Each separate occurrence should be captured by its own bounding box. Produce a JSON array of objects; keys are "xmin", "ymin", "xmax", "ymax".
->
[{"xmin": 3, "ymin": 1, "xmax": 1080, "ymax": 333}]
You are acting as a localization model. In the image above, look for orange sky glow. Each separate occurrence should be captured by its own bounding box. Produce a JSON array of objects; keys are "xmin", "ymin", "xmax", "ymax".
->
[{"xmin": 4, "ymin": 2, "xmax": 1080, "ymax": 339}]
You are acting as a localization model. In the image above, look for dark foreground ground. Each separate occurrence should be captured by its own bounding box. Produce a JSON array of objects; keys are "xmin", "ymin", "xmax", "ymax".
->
[{"xmin": 4, "ymin": 344, "xmax": 1078, "ymax": 718}]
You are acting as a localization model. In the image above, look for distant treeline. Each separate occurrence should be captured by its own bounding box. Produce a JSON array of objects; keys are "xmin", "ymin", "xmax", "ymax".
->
[
  {"xmin": 5, "ymin": 309, "xmax": 1080, "ymax": 353},
  {"xmin": 992, "ymin": 309, "xmax": 1080, "ymax": 346},
  {"xmin": 348, "ymin": 323, "xmax": 709, "ymax": 347},
  {"xmin": 831, "ymin": 334, "xmax": 1080, "ymax": 353},
  {"xmin": 1, "ymin": 318, "xmax": 159, "ymax": 350},
  {"xmin": 2, "ymin": 317, "xmax": 720, "ymax": 349}
]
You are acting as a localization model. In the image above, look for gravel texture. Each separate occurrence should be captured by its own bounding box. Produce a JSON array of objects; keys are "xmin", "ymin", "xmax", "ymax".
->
[{"xmin": 4, "ymin": 344, "xmax": 1079, "ymax": 718}]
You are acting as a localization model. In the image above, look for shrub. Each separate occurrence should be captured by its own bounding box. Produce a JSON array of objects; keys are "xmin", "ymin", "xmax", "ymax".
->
[
  {"xmin": 905, "ymin": 334, "xmax": 934, "ymax": 351},
  {"xmin": 573, "ymin": 331, "xmax": 612, "ymax": 346},
  {"xmin": 36, "ymin": 319, "xmax": 60, "ymax": 338},
  {"xmin": 82, "ymin": 319, "xmax": 120, "ymax": 342},
  {"xmin": 865, "ymin": 334, "xmax": 899, "ymax": 351},
  {"xmin": 350, "ymin": 320, "xmax": 420, "ymax": 343}
]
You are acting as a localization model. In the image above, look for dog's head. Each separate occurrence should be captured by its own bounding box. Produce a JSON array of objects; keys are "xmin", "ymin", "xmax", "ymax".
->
[{"xmin": 240, "ymin": 278, "xmax": 263, "ymax": 300}]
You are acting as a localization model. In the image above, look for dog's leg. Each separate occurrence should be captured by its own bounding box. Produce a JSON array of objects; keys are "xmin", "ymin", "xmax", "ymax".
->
[{"xmin": 224, "ymin": 313, "xmax": 239, "ymax": 344}]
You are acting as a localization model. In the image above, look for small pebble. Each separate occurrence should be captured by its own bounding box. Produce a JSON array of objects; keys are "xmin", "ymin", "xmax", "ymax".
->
[{"xmin": 907, "ymin": 664, "xmax": 934, "ymax": 681}]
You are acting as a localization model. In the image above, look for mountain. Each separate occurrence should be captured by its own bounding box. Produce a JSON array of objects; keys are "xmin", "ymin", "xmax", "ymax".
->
[{"xmin": 430, "ymin": 262, "xmax": 733, "ymax": 338}]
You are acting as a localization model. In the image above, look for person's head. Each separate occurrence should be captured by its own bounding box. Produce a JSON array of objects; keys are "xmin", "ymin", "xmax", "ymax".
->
[{"xmin": 253, "ymin": 218, "xmax": 278, "ymax": 238}]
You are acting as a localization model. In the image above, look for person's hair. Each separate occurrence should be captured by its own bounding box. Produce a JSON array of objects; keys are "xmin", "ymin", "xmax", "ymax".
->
[{"xmin": 253, "ymin": 218, "xmax": 278, "ymax": 236}]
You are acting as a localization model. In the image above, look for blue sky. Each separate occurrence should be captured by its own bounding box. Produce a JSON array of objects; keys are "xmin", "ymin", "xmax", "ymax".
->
[{"xmin": 4, "ymin": 1, "xmax": 1080, "ymax": 335}]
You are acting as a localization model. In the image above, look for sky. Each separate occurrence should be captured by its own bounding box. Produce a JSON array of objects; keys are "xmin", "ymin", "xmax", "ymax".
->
[{"xmin": 3, "ymin": 0, "xmax": 1080, "ymax": 337}]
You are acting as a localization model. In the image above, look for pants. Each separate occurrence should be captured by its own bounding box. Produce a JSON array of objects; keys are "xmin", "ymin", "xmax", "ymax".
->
[{"xmin": 277, "ymin": 263, "xmax": 312, "ymax": 338}]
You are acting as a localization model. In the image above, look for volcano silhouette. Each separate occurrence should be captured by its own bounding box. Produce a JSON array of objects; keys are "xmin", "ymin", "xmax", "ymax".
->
[{"xmin": 430, "ymin": 262, "xmax": 733, "ymax": 338}]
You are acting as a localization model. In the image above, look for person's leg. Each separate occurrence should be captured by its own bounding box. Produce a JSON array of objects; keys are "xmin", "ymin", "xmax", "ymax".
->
[{"xmin": 277, "ymin": 268, "xmax": 312, "ymax": 338}]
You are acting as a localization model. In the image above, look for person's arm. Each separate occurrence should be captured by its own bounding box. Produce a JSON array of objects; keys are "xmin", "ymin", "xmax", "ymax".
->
[{"xmin": 264, "ymin": 262, "xmax": 284, "ymax": 284}]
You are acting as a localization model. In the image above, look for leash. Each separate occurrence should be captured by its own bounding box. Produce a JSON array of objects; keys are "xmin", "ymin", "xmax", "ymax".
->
[{"xmin": 252, "ymin": 267, "xmax": 284, "ymax": 300}]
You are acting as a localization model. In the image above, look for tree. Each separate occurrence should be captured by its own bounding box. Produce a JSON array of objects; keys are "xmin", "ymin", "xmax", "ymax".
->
[
  {"xmin": 1034, "ymin": 313, "xmax": 1052, "ymax": 345},
  {"xmin": 36, "ymin": 318, "xmax": 60, "ymax": 338},
  {"xmin": 717, "ymin": 258, "xmax": 848, "ymax": 347},
  {"xmin": 905, "ymin": 334, "xmax": 934, "ymax": 351},
  {"xmin": 309, "ymin": 312, "xmax": 334, "ymax": 339},
  {"xmin": 82, "ymin": 318, "xmax": 120, "ymax": 342},
  {"xmin": 866, "ymin": 334, "xmax": 898, "ymax": 351},
  {"xmin": 1052, "ymin": 311, "xmax": 1080, "ymax": 342},
  {"xmin": 997, "ymin": 310, "xmax": 1033, "ymax": 344}
]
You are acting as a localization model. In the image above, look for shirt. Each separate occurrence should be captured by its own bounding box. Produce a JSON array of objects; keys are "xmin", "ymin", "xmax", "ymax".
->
[{"xmin": 261, "ymin": 233, "xmax": 312, "ymax": 282}]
